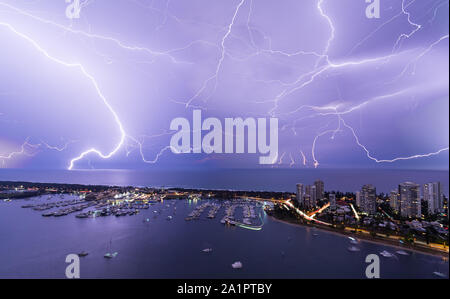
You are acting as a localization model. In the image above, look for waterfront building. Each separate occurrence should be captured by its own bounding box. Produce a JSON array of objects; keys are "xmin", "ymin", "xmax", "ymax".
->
[
  {"xmin": 399, "ymin": 182, "xmax": 421, "ymax": 218},
  {"xmin": 314, "ymin": 180, "xmax": 324, "ymax": 201},
  {"xmin": 304, "ymin": 185, "xmax": 317, "ymax": 209},
  {"xmin": 360, "ymin": 184, "xmax": 376, "ymax": 215},
  {"xmin": 390, "ymin": 190, "xmax": 399, "ymax": 212},
  {"xmin": 355, "ymin": 191, "xmax": 361, "ymax": 208},
  {"xmin": 303, "ymin": 194, "xmax": 311, "ymax": 209},
  {"xmin": 296, "ymin": 183, "xmax": 304, "ymax": 206},
  {"xmin": 329, "ymin": 193, "xmax": 336, "ymax": 210},
  {"xmin": 423, "ymin": 182, "xmax": 442, "ymax": 214}
]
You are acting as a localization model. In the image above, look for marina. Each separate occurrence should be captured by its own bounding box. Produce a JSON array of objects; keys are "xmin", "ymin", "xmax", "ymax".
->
[
  {"xmin": 183, "ymin": 199, "xmax": 265, "ymax": 231},
  {"xmin": 0, "ymin": 193, "xmax": 447, "ymax": 279},
  {"xmin": 20, "ymin": 194, "xmax": 157, "ymax": 219}
]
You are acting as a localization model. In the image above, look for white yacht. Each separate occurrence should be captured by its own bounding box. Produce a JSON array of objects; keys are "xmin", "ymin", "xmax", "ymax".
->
[
  {"xmin": 349, "ymin": 238, "xmax": 359, "ymax": 244},
  {"xmin": 348, "ymin": 246, "xmax": 360, "ymax": 252},
  {"xmin": 433, "ymin": 272, "xmax": 447, "ymax": 278},
  {"xmin": 231, "ymin": 261, "xmax": 243, "ymax": 269},
  {"xmin": 380, "ymin": 250, "xmax": 394, "ymax": 258}
]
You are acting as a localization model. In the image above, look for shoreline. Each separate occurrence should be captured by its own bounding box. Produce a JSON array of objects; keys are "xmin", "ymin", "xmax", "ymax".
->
[
  {"xmin": 269, "ymin": 215, "xmax": 449, "ymax": 259},
  {"xmin": 1, "ymin": 179, "xmax": 448, "ymax": 259}
]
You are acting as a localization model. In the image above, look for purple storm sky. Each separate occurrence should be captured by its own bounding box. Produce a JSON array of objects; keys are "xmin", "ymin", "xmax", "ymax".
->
[{"xmin": 0, "ymin": 0, "xmax": 448, "ymax": 170}]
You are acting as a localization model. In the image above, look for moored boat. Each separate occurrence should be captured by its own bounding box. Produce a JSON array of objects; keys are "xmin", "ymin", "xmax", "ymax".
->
[
  {"xmin": 348, "ymin": 246, "xmax": 360, "ymax": 252},
  {"xmin": 380, "ymin": 250, "xmax": 394, "ymax": 258},
  {"xmin": 433, "ymin": 271, "xmax": 447, "ymax": 278},
  {"xmin": 231, "ymin": 261, "xmax": 243, "ymax": 269},
  {"xmin": 78, "ymin": 251, "xmax": 88, "ymax": 257}
]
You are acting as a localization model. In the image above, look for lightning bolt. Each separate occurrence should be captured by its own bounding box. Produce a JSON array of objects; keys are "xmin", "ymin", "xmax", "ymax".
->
[
  {"xmin": 1, "ymin": 0, "xmax": 447, "ymax": 170},
  {"xmin": 0, "ymin": 136, "xmax": 76, "ymax": 167},
  {"xmin": 273, "ymin": 0, "xmax": 448, "ymax": 168},
  {"xmin": 341, "ymin": 119, "xmax": 449, "ymax": 163},
  {"xmin": 0, "ymin": 137, "xmax": 39, "ymax": 162},
  {"xmin": 392, "ymin": 0, "xmax": 422, "ymax": 53},
  {"xmin": 396, "ymin": 34, "xmax": 449, "ymax": 78},
  {"xmin": 315, "ymin": 0, "xmax": 335, "ymax": 67},
  {"xmin": 348, "ymin": 0, "xmax": 417, "ymax": 55},
  {"xmin": 288, "ymin": 153, "xmax": 295, "ymax": 167},
  {"xmin": 182, "ymin": 0, "xmax": 246, "ymax": 108},
  {"xmin": 0, "ymin": 1, "xmax": 198, "ymax": 64},
  {"xmin": 40, "ymin": 139, "xmax": 77, "ymax": 152},
  {"xmin": 300, "ymin": 150, "xmax": 307, "ymax": 166},
  {"xmin": 0, "ymin": 21, "xmax": 127, "ymax": 170}
]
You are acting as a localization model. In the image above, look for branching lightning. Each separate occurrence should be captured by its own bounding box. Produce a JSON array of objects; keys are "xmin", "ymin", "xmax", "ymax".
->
[
  {"xmin": 0, "ymin": 0, "xmax": 448, "ymax": 170},
  {"xmin": 0, "ymin": 21, "xmax": 127, "ymax": 170},
  {"xmin": 182, "ymin": 0, "xmax": 246, "ymax": 108},
  {"xmin": 341, "ymin": 119, "xmax": 449, "ymax": 163},
  {"xmin": 273, "ymin": 0, "xmax": 449, "ymax": 168},
  {"xmin": 392, "ymin": 0, "xmax": 422, "ymax": 53}
]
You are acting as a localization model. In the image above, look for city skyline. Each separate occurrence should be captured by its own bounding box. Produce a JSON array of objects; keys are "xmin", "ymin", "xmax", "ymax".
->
[{"xmin": 295, "ymin": 178, "xmax": 446, "ymax": 216}]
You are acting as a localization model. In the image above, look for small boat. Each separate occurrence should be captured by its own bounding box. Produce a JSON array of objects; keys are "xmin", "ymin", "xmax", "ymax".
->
[
  {"xmin": 167, "ymin": 216, "xmax": 173, "ymax": 220},
  {"xmin": 396, "ymin": 250, "xmax": 409, "ymax": 256},
  {"xmin": 433, "ymin": 272, "xmax": 447, "ymax": 278},
  {"xmin": 380, "ymin": 250, "xmax": 394, "ymax": 258},
  {"xmin": 348, "ymin": 246, "xmax": 360, "ymax": 252},
  {"xmin": 312, "ymin": 233, "xmax": 319, "ymax": 237},
  {"xmin": 231, "ymin": 261, "xmax": 243, "ymax": 269},
  {"xmin": 104, "ymin": 252, "xmax": 118, "ymax": 259},
  {"xmin": 104, "ymin": 239, "xmax": 118, "ymax": 259},
  {"xmin": 202, "ymin": 248, "xmax": 213, "ymax": 253},
  {"xmin": 78, "ymin": 251, "xmax": 89, "ymax": 257}
]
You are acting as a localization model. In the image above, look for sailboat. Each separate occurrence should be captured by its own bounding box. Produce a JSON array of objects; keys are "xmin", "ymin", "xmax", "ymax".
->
[
  {"xmin": 231, "ymin": 261, "xmax": 243, "ymax": 269},
  {"xmin": 104, "ymin": 239, "xmax": 118, "ymax": 259}
]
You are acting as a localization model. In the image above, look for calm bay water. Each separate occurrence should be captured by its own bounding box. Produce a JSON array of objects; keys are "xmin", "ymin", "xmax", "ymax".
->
[
  {"xmin": 0, "ymin": 169, "xmax": 448, "ymax": 278},
  {"xmin": 0, "ymin": 194, "xmax": 448, "ymax": 279}
]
